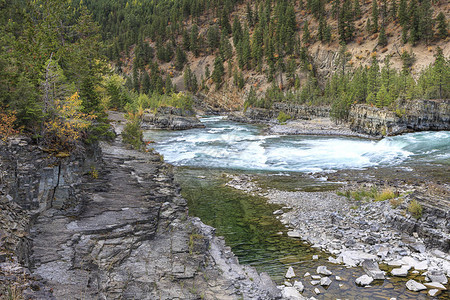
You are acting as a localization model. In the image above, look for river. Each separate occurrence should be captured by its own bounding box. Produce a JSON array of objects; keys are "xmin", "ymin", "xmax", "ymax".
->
[{"xmin": 144, "ymin": 116, "xmax": 449, "ymax": 299}]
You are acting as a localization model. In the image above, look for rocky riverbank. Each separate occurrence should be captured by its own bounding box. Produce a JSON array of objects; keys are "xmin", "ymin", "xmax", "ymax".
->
[
  {"xmin": 0, "ymin": 113, "xmax": 281, "ymax": 299},
  {"xmin": 141, "ymin": 106, "xmax": 205, "ymax": 130},
  {"xmin": 226, "ymin": 174, "xmax": 450, "ymax": 298},
  {"xmin": 227, "ymin": 99, "xmax": 450, "ymax": 139}
]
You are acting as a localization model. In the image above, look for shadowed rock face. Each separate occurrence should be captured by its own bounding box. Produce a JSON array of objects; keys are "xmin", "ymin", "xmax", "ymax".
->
[
  {"xmin": 348, "ymin": 99, "xmax": 450, "ymax": 137},
  {"xmin": 142, "ymin": 107, "xmax": 205, "ymax": 130},
  {"xmin": 0, "ymin": 114, "xmax": 280, "ymax": 300}
]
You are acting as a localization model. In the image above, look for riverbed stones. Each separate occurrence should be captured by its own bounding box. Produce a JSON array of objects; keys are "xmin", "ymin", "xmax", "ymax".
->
[
  {"xmin": 355, "ymin": 275, "xmax": 374, "ymax": 286},
  {"xmin": 426, "ymin": 268, "xmax": 448, "ymax": 284},
  {"xmin": 391, "ymin": 265, "xmax": 410, "ymax": 277},
  {"xmin": 282, "ymin": 286, "xmax": 304, "ymax": 299},
  {"xmin": 320, "ymin": 277, "xmax": 332, "ymax": 286},
  {"xmin": 429, "ymin": 289, "xmax": 441, "ymax": 297},
  {"xmin": 314, "ymin": 287, "xmax": 321, "ymax": 295},
  {"xmin": 287, "ymin": 230, "xmax": 301, "ymax": 238},
  {"xmin": 361, "ymin": 259, "xmax": 385, "ymax": 280},
  {"xmin": 311, "ymin": 275, "xmax": 321, "ymax": 280},
  {"xmin": 424, "ymin": 282, "xmax": 447, "ymax": 290},
  {"xmin": 317, "ymin": 266, "xmax": 332, "ymax": 276},
  {"xmin": 406, "ymin": 279, "xmax": 427, "ymax": 292},
  {"xmin": 286, "ymin": 266, "xmax": 296, "ymax": 278},
  {"xmin": 293, "ymin": 280, "xmax": 304, "ymax": 292}
]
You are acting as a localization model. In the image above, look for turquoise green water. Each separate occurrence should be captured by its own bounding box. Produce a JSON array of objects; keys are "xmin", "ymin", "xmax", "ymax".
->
[
  {"xmin": 145, "ymin": 117, "xmax": 450, "ymax": 299},
  {"xmin": 175, "ymin": 167, "xmax": 449, "ymax": 299}
]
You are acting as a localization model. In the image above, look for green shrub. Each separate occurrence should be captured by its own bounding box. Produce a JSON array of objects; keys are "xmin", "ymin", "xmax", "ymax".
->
[
  {"xmin": 408, "ymin": 200, "xmax": 422, "ymax": 219},
  {"xmin": 277, "ymin": 111, "xmax": 291, "ymax": 123},
  {"xmin": 122, "ymin": 119, "xmax": 143, "ymax": 150},
  {"xmin": 374, "ymin": 188, "xmax": 396, "ymax": 202}
]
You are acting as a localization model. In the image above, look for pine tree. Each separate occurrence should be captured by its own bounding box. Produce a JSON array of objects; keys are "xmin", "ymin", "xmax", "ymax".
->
[
  {"xmin": 212, "ymin": 56, "xmax": 225, "ymax": 86},
  {"xmin": 378, "ymin": 26, "xmax": 388, "ymax": 47},
  {"xmin": 390, "ymin": 0, "xmax": 397, "ymax": 20},
  {"xmin": 141, "ymin": 71, "xmax": 151, "ymax": 94},
  {"xmin": 302, "ymin": 21, "xmax": 311, "ymax": 44},
  {"xmin": 376, "ymin": 84, "xmax": 390, "ymax": 107},
  {"xmin": 432, "ymin": 47, "xmax": 449, "ymax": 99},
  {"xmin": 354, "ymin": 0, "xmax": 362, "ymax": 20},
  {"xmin": 371, "ymin": 0, "xmax": 379, "ymax": 33},
  {"xmin": 175, "ymin": 47, "xmax": 187, "ymax": 71},
  {"xmin": 339, "ymin": 0, "xmax": 355, "ymax": 43},
  {"xmin": 207, "ymin": 25, "xmax": 220, "ymax": 51},
  {"xmin": 190, "ymin": 24, "xmax": 200, "ymax": 56},
  {"xmin": 408, "ymin": 0, "xmax": 420, "ymax": 44},
  {"xmin": 436, "ymin": 12, "xmax": 448, "ymax": 40},
  {"xmin": 164, "ymin": 76, "xmax": 174, "ymax": 94},
  {"xmin": 232, "ymin": 17, "xmax": 242, "ymax": 47},
  {"xmin": 318, "ymin": 17, "xmax": 326, "ymax": 41},
  {"xmin": 419, "ymin": 0, "xmax": 433, "ymax": 45},
  {"xmin": 246, "ymin": 3, "xmax": 254, "ymax": 27},
  {"xmin": 367, "ymin": 56, "xmax": 380, "ymax": 96},
  {"xmin": 398, "ymin": 0, "xmax": 408, "ymax": 26},
  {"xmin": 220, "ymin": 31, "xmax": 233, "ymax": 60}
]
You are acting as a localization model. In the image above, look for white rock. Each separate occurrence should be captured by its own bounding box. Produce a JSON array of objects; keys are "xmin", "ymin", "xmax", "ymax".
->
[
  {"xmin": 311, "ymin": 275, "xmax": 321, "ymax": 280},
  {"xmin": 320, "ymin": 277, "xmax": 332, "ymax": 286},
  {"xmin": 361, "ymin": 259, "xmax": 385, "ymax": 280},
  {"xmin": 338, "ymin": 251, "xmax": 377, "ymax": 267},
  {"xmin": 428, "ymin": 289, "xmax": 440, "ymax": 297},
  {"xmin": 293, "ymin": 280, "xmax": 304, "ymax": 292},
  {"xmin": 317, "ymin": 266, "xmax": 332, "ymax": 276},
  {"xmin": 414, "ymin": 260, "xmax": 428, "ymax": 271},
  {"xmin": 314, "ymin": 287, "xmax": 321, "ymax": 295},
  {"xmin": 312, "ymin": 255, "xmax": 319, "ymax": 260},
  {"xmin": 286, "ymin": 266, "xmax": 296, "ymax": 279},
  {"xmin": 427, "ymin": 268, "xmax": 448, "ymax": 285},
  {"xmin": 328, "ymin": 256, "xmax": 340, "ymax": 264},
  {"xmin": 287, "ymin": 231, "xmax": 301, "ymax": 238},
  {"xmin": 335, "ymin": 276, "xmax": 343, "ymax": 281},
  {"xmin": 406, "ymin": 279, "xmax": 426, "ymax": 292},
  {"xmin": 282, "ymin": 286, "xmax": 304, "ymax": 300},
  {"xmin": 391, "ymin": 266, "xmax": 410, "ymax": 277},
  {"xmin": 304, "ymin": 272, "xmax": 310, "ymax": 277},
  {"xmin": 311, "ymin": 280, "xmax": 320, "ymax": 286},
  {"xmin": 424, "ymin": 282, "xmax": 447, "ymax": 290},
  {"xmin": 284, "ymin": 281, "xmax": 292, "ymax": 287},
  {"xmin": 355, "ymin": 275, "xmax": 374, "ymax": 286},
  {"xmin": 431, "ymin": 249, "xmax": 446, "ymax": 259},
  {"xmin": 387, "ymin": 260, "xmax": 403, "ymax": 267}
]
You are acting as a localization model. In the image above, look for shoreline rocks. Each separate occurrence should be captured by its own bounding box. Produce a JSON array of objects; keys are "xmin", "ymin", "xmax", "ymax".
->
[{"xmin": 142, "ymin": 106, "xmax": 205, "ymax": 130}]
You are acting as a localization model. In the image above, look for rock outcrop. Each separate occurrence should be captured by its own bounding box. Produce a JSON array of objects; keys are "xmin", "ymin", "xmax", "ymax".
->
[
  {"xmin": 0, "ymin": 115, "xmax": 281, "ymax": 299},
  {"xmin": 348, "ymin": 99, "xmax": 450, "ymax": 137},
  {"xmin": 141, "ymin": 106, "xmax": 205, "ymax": 130}
]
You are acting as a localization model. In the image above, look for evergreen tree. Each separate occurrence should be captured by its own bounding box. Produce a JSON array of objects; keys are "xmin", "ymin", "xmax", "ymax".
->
[
  {"xmin": 207, "ymin": 25, "xmax": 220, "ymax": 51},
  {"xmin": 390, "ymin": 0, "xmax": 397, "ymax": 20},
  {"xmin": 175, "ymin": 47, "xmax": 187, "ymax": 71},
  {"xmin": 419, "ymin": 0, "xmax": 433, "ymax": 45},
  {"xmin": 232, "ymin": 17, "xmax": 243, "ymax": 47},
  {"xmin": 339, "ymin": 0, "xmax": 355, "ymax": 43},
  {"xmin": 182, "ymin": 29, "xmax": 190, "ymax": 51},
  {"xmin": 436, "ymin": 12, "xmax": 448, "ymax": 40},
  {"xmin": 251, "ymin": 24, "xmax": 264, "ymax": 68},
  {"xmin": 378, "ymin": 26, "xmax": 388, "ymax": 47},
  {"xmin": 220, "ymin": 31, "xmax": 233, "ymax": 60},
  {"xmin": 432, "ymin": 47, "xmax": 449, "ymax": 99},
  {"xmin": 212, "ymin": 55, "xmax": 225, "ymax": 86},
  {"xmin": 371, "ymin": 0, "xmax": 379, "ymax": 33},
  {"xmin": 246, "ymin": 3, "xmax": 254, "ymax": 27},
  {"xmin": 376, "ymin": 84, "xmax": 390, "ymax": 107},
  {"xmin": 302, "ymin": 21, "xmax": 311, "ymax": 44},
  {"xmin": 141, "ymin": 71, "xmax": 151, "ymax": 94},
  {"xmin": 354, "ymin": 0, "xmax": 362, "ymax": 20},
  {"xmin": 190, "ymin": 24, "xmax": 200, "ymax": 56},
  {"xmin": 408, "ymin": 0, "xmax": 420, "ymax": 44},
  {"xmin": 367, "ymin": 56, "xmax": 380, "ymax": 96},
  {"xmin": 398, "ymin": 0, "xmax": 408, "ymax": 26},
  {"xmin": 164, "ymin": 76, "xmax": 174, "ymax": 94}
]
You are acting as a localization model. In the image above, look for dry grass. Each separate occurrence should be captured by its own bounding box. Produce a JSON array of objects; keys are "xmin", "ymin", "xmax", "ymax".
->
[{"xmin": 408, "ymin": 200, "xmax": 423, "ymax": 219}]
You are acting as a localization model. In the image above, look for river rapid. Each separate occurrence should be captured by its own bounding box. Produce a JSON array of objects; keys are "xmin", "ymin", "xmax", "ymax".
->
[{"xmin": 144, "ymin": 116, "xmax": 449, "ymax": 299}]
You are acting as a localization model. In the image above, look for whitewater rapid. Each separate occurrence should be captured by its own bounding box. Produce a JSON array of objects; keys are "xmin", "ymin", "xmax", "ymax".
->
[{"xmin": 144, "ymin": 116, "xmax": 450, "ymax": 173}]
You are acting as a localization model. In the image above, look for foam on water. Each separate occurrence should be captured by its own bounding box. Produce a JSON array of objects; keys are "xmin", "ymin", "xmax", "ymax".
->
[{"xmin": 145, "ymin": 117, "xmax": 450, "ymax": 173}]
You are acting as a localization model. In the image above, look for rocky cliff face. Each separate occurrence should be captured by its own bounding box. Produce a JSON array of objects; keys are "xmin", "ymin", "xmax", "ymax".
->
[
  {"xmin": 0, "ymin": 117, "xmax": 281, "ymax": 299},
  {"xmin": 348, "ymin": 99, "xmax": 450, "ymax": 137},
  {"xmin": 141, "ymin": 106, "xmax": 205, "ymax": 130},
  {"xmin": 229, "ymin": 103, "xmax": 330, "ymax": 123}
]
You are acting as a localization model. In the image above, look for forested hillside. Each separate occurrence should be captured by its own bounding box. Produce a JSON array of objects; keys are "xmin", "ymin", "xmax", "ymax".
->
[{"xmin": 0, "ymin": 0, "xmax": 449, "ymax": 144}]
